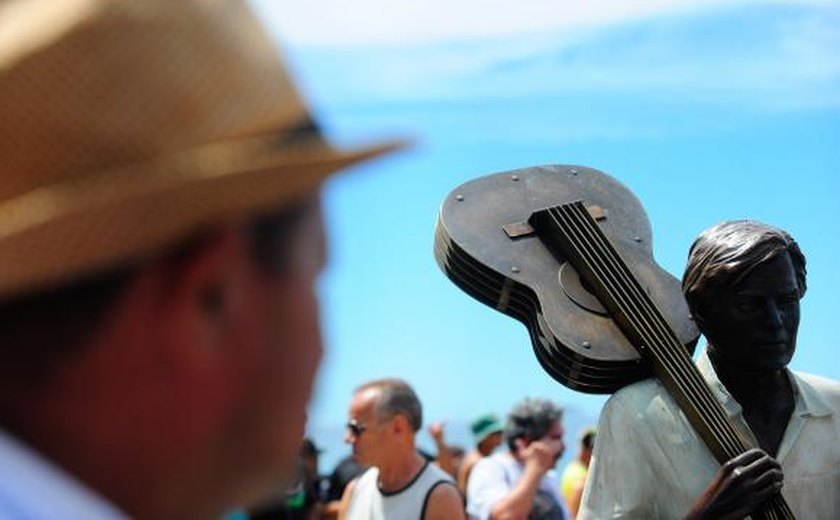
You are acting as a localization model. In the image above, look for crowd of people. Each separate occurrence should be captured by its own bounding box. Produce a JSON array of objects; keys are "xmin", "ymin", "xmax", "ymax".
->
[
  {"xmin": 0, "ymin": 0, "xmax": 838, "ymax": 519},
  {"xmin": 231, "ymin": 381, "xmax": 593, "ymax": 520}
]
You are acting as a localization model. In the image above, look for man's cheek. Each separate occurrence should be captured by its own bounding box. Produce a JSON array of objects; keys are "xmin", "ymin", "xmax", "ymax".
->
[{"xmin": 273, "ymin": 283, "xmax": 322, "ymax": 399}]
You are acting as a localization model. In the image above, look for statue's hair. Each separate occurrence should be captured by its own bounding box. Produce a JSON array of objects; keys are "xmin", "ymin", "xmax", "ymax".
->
[{"xmin": 682, "ymin": 219, "xmax": 806, "ymax": 325}]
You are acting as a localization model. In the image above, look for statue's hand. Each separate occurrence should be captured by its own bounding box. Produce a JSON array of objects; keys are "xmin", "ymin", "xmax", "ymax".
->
[{"xmin": 685, "ymin": 448, "xmax": 784, "ymax": 520}]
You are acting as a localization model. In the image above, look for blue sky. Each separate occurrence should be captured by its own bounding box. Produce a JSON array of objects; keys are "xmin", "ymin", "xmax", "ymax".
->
[{"xmin": 250, "ymin": 0, "xmax": 840, "ymax": 468}]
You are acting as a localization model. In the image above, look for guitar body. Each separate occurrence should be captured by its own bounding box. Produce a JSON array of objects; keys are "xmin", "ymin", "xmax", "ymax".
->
[
  {"xmin": 436, "ymin": 164, "xmax": 797, "ymax": 518},
  {"xmin": 435, "ymin": 164, "xmax": 699, "ymax": 393}
]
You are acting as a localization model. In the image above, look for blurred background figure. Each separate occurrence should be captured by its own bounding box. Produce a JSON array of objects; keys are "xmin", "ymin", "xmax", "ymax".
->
[
  {"xmin": 249, "ymin": 438, "xmax": 326, "ymax": 520},
  {"xmin": 321, "ymin": 455, "xmax": 368, "ymax": 519},
  {"xmin": 340, "ymin": 379, "xmax": 465, "ymax": 520},
  {"xmin": 467, "ymin": 399, "xmax": 568, "ymax": 520},
  {"xmin": 458, "ymin": 413, "xmax": 504, "ymax": 495},
  {"xmin": 446, "ymin": 445, "xmax": 467, "ymax": 481},
  {"xmin": 560, "ymin": 428, "xmax": 595, "ymax": 519},
  {"xmin": 428, "ymin": 421, "xmax": 464, "ymax": 478}
]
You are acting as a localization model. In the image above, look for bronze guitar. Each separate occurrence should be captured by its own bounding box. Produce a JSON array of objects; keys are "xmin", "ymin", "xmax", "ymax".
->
[{"xmin": 434, "ymin": 165, "xmax": 794, "ymax": 519}]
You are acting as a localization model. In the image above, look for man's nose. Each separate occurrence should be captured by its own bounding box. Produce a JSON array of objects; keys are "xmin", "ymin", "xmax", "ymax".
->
[{"xmin": 763, "ymin": 300, "xmax": 786, "ymax": 328}]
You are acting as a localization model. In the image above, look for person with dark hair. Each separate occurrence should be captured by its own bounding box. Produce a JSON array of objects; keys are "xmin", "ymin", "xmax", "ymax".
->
[
  {"xmin": 466, "ymin": 398, "xmax": 569, "ymax": 520},
  {"xmin": 559, "ymin": 428, "xmax": 595, "ymax": 519},
  {"xmin": 0, "ymin": 0, "xmax": 399, "ymax": 518},
  {"xmin": 579, "ymin": 220, "xmax": 840, "ymax": 519},
  {"xmin": 339, "ymin": 378, "xmax": 465, "ymax": 520}
]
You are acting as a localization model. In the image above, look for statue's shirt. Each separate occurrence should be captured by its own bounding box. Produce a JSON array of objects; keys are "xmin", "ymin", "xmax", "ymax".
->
[{"xmin": 579, "ymin": 348, "xmax": 840, "ymax": 520}]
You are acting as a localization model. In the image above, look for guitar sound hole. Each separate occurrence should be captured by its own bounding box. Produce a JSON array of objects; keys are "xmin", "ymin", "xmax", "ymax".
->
[{"xmin": 559, "ymin": 263, "xmax": 608, "ymax": 316}]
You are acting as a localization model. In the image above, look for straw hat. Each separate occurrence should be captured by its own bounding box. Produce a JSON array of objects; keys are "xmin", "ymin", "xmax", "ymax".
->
[{"xmin": 0, "ymin": 0, "xmax": 401, "ymax": 299}]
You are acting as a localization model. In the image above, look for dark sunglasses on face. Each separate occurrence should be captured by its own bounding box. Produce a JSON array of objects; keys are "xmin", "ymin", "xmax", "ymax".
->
[{"xmin": 346, "ymin": 420, "xmax": 367, "ymax": 437}]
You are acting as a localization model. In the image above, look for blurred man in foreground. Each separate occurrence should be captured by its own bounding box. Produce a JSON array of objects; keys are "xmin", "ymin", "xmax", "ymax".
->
[{"xmin": 0, "ymin": 0, "xmax": 398, "ymax": 518}]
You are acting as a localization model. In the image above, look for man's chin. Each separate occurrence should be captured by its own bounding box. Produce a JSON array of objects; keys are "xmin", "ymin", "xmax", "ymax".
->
[
  {"xmin": 352, "ymin": 452, "xmax": 371, "ymax": 466},
  {"xmin": 749, "ymin": 348, "xmax": 794, "ymax": 372}
]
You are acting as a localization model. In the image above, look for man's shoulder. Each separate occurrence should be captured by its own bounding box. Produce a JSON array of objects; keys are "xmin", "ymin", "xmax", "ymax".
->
[
  {"xmin": 352, "ymin": 466, "xmax": 379, "ymax": 492},
  {"xmin": 469, "ymin": 451, "xmax": 512, "ymax": 479},
  {"xmin": 462, "ymin": 450, "xmax": 482, "ymax": 467},
  {"xmin": 418, "ymin": 463, "xmax": 462, "ymax": 520},
  {"xmin": 793, "ymin": 370, "xmax": 840, "ymax": 393},
  {"xmin": 476, "ymin": 451, "xmax": 510, "ymax": 468},
  {"xmin": 423, "ymin": 460, "xmax": 455, "ymax": 484},
  {"xmin": 606, "ymin": 377, "xmax": 670, "ymax": 412},
  {"xmin": 791, "ymin": 370, "xmax": 840, "ymax": 408},
  {"xmin": 423, "ymin": 478, "xmax": 465, "ymax": 520},
  {"xmin": 599, "ymin": 377, "xmax": 695, "ymax": 437}
]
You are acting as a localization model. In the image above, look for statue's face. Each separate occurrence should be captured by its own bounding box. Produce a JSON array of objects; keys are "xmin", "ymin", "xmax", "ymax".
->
[{"xmin": 702, "ymin": 253, "xmax": 800, "ymax": 374}]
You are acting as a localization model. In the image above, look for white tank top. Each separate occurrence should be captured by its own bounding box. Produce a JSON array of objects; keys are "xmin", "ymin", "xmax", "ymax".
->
[{"xmin": 345, "ymin": 462, "xmax": 456, "ymax": 520}]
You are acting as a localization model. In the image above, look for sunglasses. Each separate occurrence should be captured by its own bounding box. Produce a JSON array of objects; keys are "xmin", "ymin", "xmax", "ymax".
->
[{"xmin": 346, "ymin": 420, "xmax": 368, "ymax": 437}]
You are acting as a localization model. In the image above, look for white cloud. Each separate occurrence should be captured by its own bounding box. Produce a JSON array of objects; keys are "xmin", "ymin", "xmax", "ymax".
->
[
  {"xmin": 248, "ymin": 0, "xmax": 830, "ymax": 46},
  {"xmin": 280, "ymin": 1, "xmax": 840, "ymax": 113}
]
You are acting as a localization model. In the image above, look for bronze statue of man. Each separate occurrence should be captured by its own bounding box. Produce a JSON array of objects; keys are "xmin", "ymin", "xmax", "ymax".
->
[{"xmin": 579, "ymin": 220, "xmax": 840, "ymax": 519}]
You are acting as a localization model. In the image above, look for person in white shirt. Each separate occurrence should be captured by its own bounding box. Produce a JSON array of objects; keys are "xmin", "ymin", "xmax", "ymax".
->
[
  {"xmin": 339, "ymin": 379, "xmax": 465, "ymax": 520},
  {"xmin": 467, "ymin": 398, "xmax": 570, "ymax": 520},
  {"xmin": 579, "ymin": 220, "xmax": 840, "ymax": 519}
]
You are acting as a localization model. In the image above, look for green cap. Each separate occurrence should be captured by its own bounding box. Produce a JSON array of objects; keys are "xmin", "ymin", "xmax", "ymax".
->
[{"xmin": 471, "ymin": 413, "xmax": 503, "ymax": 444}]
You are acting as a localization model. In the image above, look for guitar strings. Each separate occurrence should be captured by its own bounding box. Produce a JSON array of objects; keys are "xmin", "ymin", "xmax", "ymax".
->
[
  {"xmin": 544, "ymin": 203, "xmax": 792, "ymax": 519},
  {"xmin": 554, "ymin": 203, "xmax": 745, "ymax": 458},
  {"xmin": 544, "ymin": 205, "xmax": 745, "ymax": 458},
  {"xmin": 555, "ymin": 203, "xmax": 793, "ymax": 520}
]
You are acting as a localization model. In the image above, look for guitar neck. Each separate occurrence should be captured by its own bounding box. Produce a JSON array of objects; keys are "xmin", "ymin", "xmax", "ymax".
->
[{"xmin": 530, "ymin": 201, "xmax": 794, "ymax": 520}]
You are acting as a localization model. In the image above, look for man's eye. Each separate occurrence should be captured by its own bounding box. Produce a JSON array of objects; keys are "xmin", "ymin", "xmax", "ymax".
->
[
  {"xmin": 779, "ymin": 293, "xmax": 799, "ymax": 305},
  {"xmin": 735, "ymin": 299, "xmax": 758, "ymax": 312}
]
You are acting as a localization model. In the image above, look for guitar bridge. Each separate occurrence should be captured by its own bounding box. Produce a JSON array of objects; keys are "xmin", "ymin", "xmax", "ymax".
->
[{"xmin": 502, "ymin": 204, "xmax": 606, "ymax": 240}]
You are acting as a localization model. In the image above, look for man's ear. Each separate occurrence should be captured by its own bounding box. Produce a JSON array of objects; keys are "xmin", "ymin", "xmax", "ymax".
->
[
  {"xmin": 152, "ymin": 225, "xmax": 250, "ymax": 366},
  {"xmin": 391, "ymin": 414, "xmax": 410, "ymax": 435}
]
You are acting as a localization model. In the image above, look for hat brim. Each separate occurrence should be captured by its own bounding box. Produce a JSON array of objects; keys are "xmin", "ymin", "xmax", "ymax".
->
[
  {"xmin": 0, "ymin": 128, "xmax": 406, "ymax": 298},
  {"xmin": 474, "ymin": 426, "xmax": 504, "ymax": 444}
]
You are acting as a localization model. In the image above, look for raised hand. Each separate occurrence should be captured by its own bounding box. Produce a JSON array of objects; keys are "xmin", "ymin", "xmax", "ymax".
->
[
  {"xmin": 428, "ymin": 421, "xmax": 445, "ymax": 445},
  {"xmin": 518, "ymin": 437, "xmax": 563, "ymax": 475}
]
